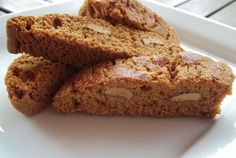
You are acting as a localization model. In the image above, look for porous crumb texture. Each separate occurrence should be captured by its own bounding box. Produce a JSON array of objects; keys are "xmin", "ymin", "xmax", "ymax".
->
[
  {"xmin": 53, "ymin": 52, "xmax": 235, "ymax": 118},
  {"xmin": 7, "ymin": 14, "xmax": 182, "ymax": 68},
  {"xmin": 5, "ymin": 54, "xmax": 75, "ymax": 115},
  {"xmin": 79, "ymin": 0, "xmax": 179, "ymax": 44}
]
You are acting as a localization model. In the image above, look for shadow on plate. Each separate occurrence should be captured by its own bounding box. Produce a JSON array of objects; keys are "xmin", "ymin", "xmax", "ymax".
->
[{"xmin": 182, "ymin": 105, "xmax": 236, "ymax": 158}]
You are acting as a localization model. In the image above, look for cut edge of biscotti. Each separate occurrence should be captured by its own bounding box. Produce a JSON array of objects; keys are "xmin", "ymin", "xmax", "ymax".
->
[
  {"xmin": 79, "ymin": 0, "xmax": 180, "ymax": 44},
  {"xmin": 6, "ymin": 14, "xmax": 182, "ymax": 69},
  {"xmin": 4, "ymin": 54, "xmax": 75, "ymax": 116},
  {"xmin": 53, "ymin": 51, "xmax": 235, "ymax": 118}
]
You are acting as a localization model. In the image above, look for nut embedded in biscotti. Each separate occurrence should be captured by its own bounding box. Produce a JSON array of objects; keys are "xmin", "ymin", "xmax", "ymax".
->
[
  {"xmin": 171, "ymin": 93, "xmax": 201, "ymax": 101},
  {"xmin": 104, "ymin": 88, "xmax": 133, "ymax": 99},
  {"xmin": 153, "ymin": 55, "xmax": 169, "ymax": 66},
  {"xmin": 142, "ymin": 37, "xmax": 164, "ymax": 45},
  {"xmin": 113, "ymin": 66, "xmax": 148, "ymax": 81},
  {"xmin": 86, "ymin": 23, "xmax": 111, "ymax": 35},
  {"xmin": 181, "ymin": 51, "xmax": 202, "ymax": 63}
]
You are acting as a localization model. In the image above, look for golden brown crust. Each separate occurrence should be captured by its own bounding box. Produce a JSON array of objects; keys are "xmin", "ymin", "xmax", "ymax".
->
[
  {"xmin": 5, "ymin": 54, "xmax": 75, "ymax": 116},
  {"xmin": 7, "ymin": 14, "xmax": 182, "ymax": 68},
  {"xmin": 79, "ymin": 0, "xmax": 179, "ymax": 44},
  {"xmin": 53, "ymin": 52, "xmax": 234, "ymax": 118},
  {"xmin": 5, "ymin": 3, "xmax": 234, "ymax": 118}
]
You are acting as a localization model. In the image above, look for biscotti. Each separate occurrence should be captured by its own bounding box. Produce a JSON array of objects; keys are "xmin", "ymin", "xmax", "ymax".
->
[
  {"xmin": 5, "ymin": 54, "xmax": 74, "ymax": 116},
  {"xmin": 7, "ymin": 14, "xmax": 182, "ymax": 68},
  {"xmin": 53, "ymin": 52, "xmax": 234, "ymax": 117},
  {"xmin": 79, "ymin": 0, "xmax": 179, "ymax": 44}
]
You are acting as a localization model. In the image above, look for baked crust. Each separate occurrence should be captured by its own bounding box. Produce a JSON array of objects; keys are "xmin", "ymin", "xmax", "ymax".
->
[
  {"xmin": 79, "ymin": 0, "xmax": 179, "ymax": 44},
  {"xmin": 53, "ymin": 52, "xmax": 234, "ymax": 117},
  {"xmin": 7, "ymin": 14, "xmax": 182, "ymax": 68},
  {"xmin": 5, "ymin": 54, "xmax": 74, "ymax": 115}
]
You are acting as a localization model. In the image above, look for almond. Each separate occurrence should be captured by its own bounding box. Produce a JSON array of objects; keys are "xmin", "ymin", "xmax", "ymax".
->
[
  {"xmin": 142, "ymin": 37, "xmax": 164, "ymax": 45},
  {"xmin": 86, "ymin": 23, "xmax": 111, "ymax": 35},
  {"xmin": 105, "ymin": 88, "xmax": 132, "ymax": 99},
  {"xmin": 171, "ymin": 93, "xmax": 201, "ymax": 101}
]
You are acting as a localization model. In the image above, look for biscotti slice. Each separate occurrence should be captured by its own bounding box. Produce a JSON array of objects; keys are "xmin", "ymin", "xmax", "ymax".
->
[
  {"xmin": 5, "ymin": 54, "xmax": 75, "ymax": 116},
  {"xmin": 53, "ymin": 52, "xmax": 234, "ymax": 118},
  {"xmin": 79, "ymin": 0, "xmax": 179, "ymax": 44},
  {"xmin": 7, "ymin": 14, "xmax": 182, "ymax": 68}
]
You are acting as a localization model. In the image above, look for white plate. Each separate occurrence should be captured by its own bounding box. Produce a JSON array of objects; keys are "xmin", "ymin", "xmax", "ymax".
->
[{"xmin": 0, "ymin": 0, "xmax": 236, "ymax": 158}]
